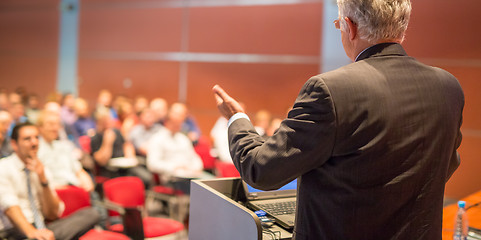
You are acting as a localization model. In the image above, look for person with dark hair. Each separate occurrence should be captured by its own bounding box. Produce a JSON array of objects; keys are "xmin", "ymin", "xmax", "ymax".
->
[
  {"xmin": 7, "ymin": 102, "xmax": 28, "ymax": 138},
  {"xmin": 0, "ymin": 122, "xmax": 99, "ymax": 240},
  {"xmin": 90, "ymin": 108, "xmax": 152, "ymax": 188},
  {"xmin": 213, "ymin": 0, "xmax": 464, "ymax": 238}
]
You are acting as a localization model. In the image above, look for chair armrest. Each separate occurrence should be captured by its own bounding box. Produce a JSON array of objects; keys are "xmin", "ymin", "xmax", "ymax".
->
[
  {"xmin": 97, "ymin": 199, "xmax": 126, "ymax": 215},
  {"xmin": 100, "ymin": 200, "xmax": 145, "ymax": 240},
  {"xmin": 147, "ymin": 189, "xmax": 177, "ymax": 202},
  {"xmin": 123, "ymin": 207, "xmax": 144, "ymax": 240}
]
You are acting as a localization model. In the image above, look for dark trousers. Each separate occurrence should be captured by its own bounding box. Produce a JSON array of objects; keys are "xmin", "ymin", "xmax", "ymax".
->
[{"xmin": 0, "ymin": 207, "xmax": 100, "ymax": 240}]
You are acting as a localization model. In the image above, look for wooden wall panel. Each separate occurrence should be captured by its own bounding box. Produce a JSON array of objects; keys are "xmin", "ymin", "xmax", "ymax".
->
[
  {"xmin": 79, "ymin": 7, "xmax": 183, "ymax": 52},
  {"xmin": 0, "ymin": 0, "xmax": 59, "ymax": 101},
  {"xmin": 189, "ymin": 4, "xmax": 322, "ymax": 55},
  {"xmin": 0, "ymin": 56, "xmax": 57, "ymax": 99},
  {"xmin": 0, "ymin": 1, "xmax": 59, "ymax": 52},
  {"xmin": 405, "ymin": 0, "xmax": 481, "ymax": 59},
  {"xmin": 77, "ymin": 59, "xmax": 180, "ymax": 107},
  {"xmin": 446, "ymin": 136, "xmax": 481, "ymax": 198},
  {"xmin": 443, "ymin": 67, "xmax": 481, "ymax": 130}
]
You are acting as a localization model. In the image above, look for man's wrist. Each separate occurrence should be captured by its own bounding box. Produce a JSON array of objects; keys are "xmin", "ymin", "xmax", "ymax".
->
[{"xmin": 228, "ymin": 112, "xmax": 250, "ymax": 128}]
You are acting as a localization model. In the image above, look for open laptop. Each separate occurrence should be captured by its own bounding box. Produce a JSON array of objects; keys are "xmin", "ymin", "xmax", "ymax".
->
[{"xmin": 243, "ymin": 179, "xmax": 297, "ymax": 230}]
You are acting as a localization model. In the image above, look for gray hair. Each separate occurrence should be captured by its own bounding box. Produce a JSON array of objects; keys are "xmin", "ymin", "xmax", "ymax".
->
[{"xmin": 337, "ymin": 0, "xmax": 412, "ymax": 43}]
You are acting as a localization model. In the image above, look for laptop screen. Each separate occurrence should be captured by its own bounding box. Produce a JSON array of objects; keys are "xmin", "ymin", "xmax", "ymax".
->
[{"xmin": 244, "ymin": 179, "xmax": 297, "ymax": 200}]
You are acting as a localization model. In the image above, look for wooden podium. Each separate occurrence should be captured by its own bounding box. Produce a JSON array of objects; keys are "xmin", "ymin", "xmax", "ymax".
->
[{"xmin": 189, "ymin": 177, "xmax": 293, "ymax": 240}]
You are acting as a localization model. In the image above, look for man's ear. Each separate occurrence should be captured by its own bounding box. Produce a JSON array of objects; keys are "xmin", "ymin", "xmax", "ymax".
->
[{"xmin": 345, "ymin": 17, "xmax": 357, "ymax": 41}]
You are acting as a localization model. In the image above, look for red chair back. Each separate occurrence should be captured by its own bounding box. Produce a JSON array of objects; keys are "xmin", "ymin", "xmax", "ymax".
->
[
  {"xmin": 194, "ymin": 136, "xmax": 216, "ymax": 170},
  {"xmin": 56, "ymin": 186, "xmax": 91, "ymax": 218},
  {"xmin": 78, "ymin": 135, "xmax": 92, "ymax": 154},
  {"xmin": 216, "ymin": 162, "xmax": 240, "ymax": 178},
  {"xmin": 103, "ymin": 176, "xmax": 145, "ymax": 208}
]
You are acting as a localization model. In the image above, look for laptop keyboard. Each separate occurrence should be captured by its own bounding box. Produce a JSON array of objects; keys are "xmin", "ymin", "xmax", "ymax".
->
[{"xmin": 257, "ymin": 200, "xmax": 296, "ymax": 216}]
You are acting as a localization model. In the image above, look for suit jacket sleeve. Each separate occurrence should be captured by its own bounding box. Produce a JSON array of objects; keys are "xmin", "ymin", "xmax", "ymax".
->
[{"xmin": 228, "ymin": 77, "xmax": 337, "ymax": 190}]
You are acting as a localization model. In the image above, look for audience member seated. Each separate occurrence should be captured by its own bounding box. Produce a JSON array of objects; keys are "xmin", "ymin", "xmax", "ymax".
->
[
  {"xmin": 134, "ymin": 96, "xmax": 149, "ymax": 116},
  {"xmin": 43, "ymin": 101, "xmax": 71, "ymax": 143},
  {"xmin": 150, "ymin": 98, "xmax": 168, "ymax": 125},
  {"xmin": 116, "ymin": 99, "xmax": 138, "ymax": 139},
  {"xmin": 60, "ymin": 93, "xmax": 78, "ymax": 140},
  {"xmin": 210, "ymin": 101, "xmax": 246, "ymax": 163},
  {"xmin": 0, "ymin": 90, "xmax": 9, "ymax": 111},
  {"xmin": 210, "ymin": 116, "xmax": 232, "ymax": 163},
  {"xmin": 94, "ymin": 89, "xmax": 118, "ymax": 122},
  {"xmin": 74, "ymin": 97, "xmax": 96, "ymax": 137},
  {"xmin": 0, "ymin": 122, "xmax": 99, "ymax": 240},
  {"xmin": 7, "ymin": 102, "xmax": 28, "ymax": 137},
  {"xmin": 147, "ymin": 106, "xmax": 212, "ymax": 194},
  {"xmin": 37, "ymin": 111, "xmax": 94, "ymax": 192},
  {"xmin": 265, "ymin": 117, "xmax": 282, "ymax": 137},
  {"xmin": 0, "ymin": 110, "xmax": 13, "ymax": 158},
  {"xmin": 8, "ymin": 92, "xmax": 22, "ymax": 107},
  {"xmin": 90, "ymin": 108, "xmax": 152, "ymax": 188},
  {"xmin": 60, "ymin": 93, "xmax": 77, "ymax": 126},
  {"xmin": 128, "ymin": 107, "xmax": 162, "ymax": 157},
  {"xmin": 169, "ymin": 102, "xmax": 201, "ymax": 144},
  {"xmin": 253, "ymin": 109, "xmax": 271, "ymax": 137},
  {"xmin": 25, "ymin": 93, "xmax": 41, "ymax": 124}
]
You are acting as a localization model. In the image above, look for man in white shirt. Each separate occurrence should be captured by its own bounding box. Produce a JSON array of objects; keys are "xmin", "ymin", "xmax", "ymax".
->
[
  {"xmin": 128, "ymin": 107, "xmax": 162, "ymax": 157},
  {"xmin": 147, "ymin": 106, "xmax": 208, "ymax": 194},
  {"xmin": 210, "ymin": 116, "xmax": 232, "ymax": 163},
  {"xmin": 0, "ymin": 122, "xmax": 99, "ymax": 240},
  {"xmin": 37, "ymin": 110, "xmax": 94, "ymax": 192}
]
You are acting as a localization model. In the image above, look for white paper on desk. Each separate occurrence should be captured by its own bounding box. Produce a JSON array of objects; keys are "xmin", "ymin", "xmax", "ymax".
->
[{"xmin": 109, "ymin": 157, "xmax": 138, "ymax": 168}]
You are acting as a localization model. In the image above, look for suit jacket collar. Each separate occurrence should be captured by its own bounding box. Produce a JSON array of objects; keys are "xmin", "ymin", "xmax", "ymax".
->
[{"xmin": 355, "ymin": 42, "xmax": 407, "ymax": 62}]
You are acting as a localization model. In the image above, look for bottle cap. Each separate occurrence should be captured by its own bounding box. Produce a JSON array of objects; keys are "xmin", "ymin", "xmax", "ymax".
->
[{"xmin": 458, "ymin": 201, "xmax": 466, "ymax": 208}]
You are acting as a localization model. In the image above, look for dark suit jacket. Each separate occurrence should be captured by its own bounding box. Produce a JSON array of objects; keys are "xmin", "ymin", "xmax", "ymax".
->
[{"xmin": 228, "ymin": 43, "xmax": 464, "ymax": 240}]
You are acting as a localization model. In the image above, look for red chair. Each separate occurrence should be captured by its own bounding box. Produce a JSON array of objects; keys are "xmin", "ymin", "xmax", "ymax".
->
[
  {"xmin": 78, "ymin": 135, "xmax": 92, "ymax": 154},
  {"xmin": 148, "ymin": 173, "xmax": 189, "ymax": 224},
  {"xmin": 55, "ymin": 186, "xmax": 130, "ymax": 240},
  {"xmin": 215, "ymin": 161, "xmax": 240, "ymax": 178},
  {"xmin": 77, "ymin": 135, "xmax": 108, "ymax": 191},
  {"xmin": 194, "ymin": 136, "xmax": 216, "ymax": 171},
  {"xmin": 102, "ymin": 176, "xmax": 185, "ymax": 240}
]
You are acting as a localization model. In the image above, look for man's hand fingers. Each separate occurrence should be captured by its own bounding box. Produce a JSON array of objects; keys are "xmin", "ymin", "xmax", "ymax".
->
[
  {"xmin": 214, "ymin": 93, "xmax": 223, "ymax": 105},
  {"xmin": 212, "ymin": 85, "xmax": 230, "ymax": 102}
]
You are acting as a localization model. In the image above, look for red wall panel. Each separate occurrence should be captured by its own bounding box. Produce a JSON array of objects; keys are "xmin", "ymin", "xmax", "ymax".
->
[
  {"xmin": 78, "ymin": 59, "xmax": 180, "ymax": 106},
  {"xmin": 0, "ymin": 0, "xmax": 59, "ymax": 101},
  {"xmin": 79, "ymin": 7, "xmax": 183, "ymax": 52},
  {"xmin": 189, "ymin": 4, "xmax": 322, "ymax": 55}
]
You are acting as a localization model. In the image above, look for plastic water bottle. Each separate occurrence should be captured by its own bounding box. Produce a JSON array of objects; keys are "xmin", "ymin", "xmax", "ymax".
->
[{"xmin": 453, "ymin": 200, "xmax": 468, "ymax": 240}]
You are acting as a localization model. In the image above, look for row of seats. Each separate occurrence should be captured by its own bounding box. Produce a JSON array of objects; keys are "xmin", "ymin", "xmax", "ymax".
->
[{"xmin": 58, "ymin": 176, "xmax": 186, "ymax": 240}]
